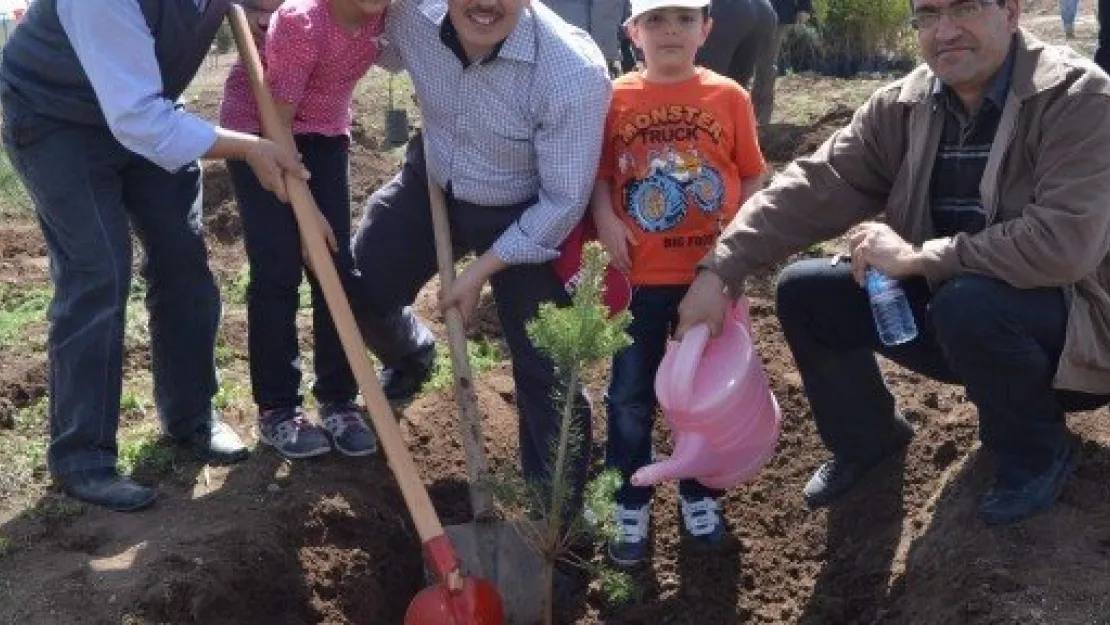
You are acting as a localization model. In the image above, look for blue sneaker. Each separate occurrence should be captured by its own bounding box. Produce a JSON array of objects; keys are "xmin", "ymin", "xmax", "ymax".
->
[
  {"xmin": 606, "ymin": 502, "xmax": 651, "ymax": 567},
  {"xmin": 258, "ymin": 406, "xmax": 332, "ymax": 460},
  {"xmin": 320, "ymin": 402, "xmax": 378, "ymax": 457},
  {"xmin": 680, "ymin": 496, "xmax": 726, "ymax": 547}
]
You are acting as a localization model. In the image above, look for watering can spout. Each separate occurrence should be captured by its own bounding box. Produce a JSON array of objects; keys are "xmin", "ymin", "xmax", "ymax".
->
[{"xmin": 630, "ymin": 434, "xmax": 709, "ymax": 487}]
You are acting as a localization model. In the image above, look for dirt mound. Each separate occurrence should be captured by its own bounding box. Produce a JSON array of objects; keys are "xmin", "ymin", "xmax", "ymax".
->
[
  {"xmin": 0, "ymin": 446, "xmax": 426, "ymax": 625},
  {"xmin": 759, "ymin": 104, "xmax": 855, "ymax": 165}
]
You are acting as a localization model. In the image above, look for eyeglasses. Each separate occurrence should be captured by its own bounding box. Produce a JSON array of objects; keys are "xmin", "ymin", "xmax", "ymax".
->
[{"xmin": 909, "ymin": 0, "xmax": 1000, "ymax": 30}]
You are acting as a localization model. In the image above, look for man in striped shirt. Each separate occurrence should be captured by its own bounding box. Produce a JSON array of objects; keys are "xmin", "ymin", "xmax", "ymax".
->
[{"xmin": 351, "ymin": 0, "xmax": 611, "ymax": 510}]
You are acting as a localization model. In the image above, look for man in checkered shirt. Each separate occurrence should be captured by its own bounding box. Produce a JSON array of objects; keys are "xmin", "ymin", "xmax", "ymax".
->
[{"xmin": 351, "ymin": 0, "xmax": 612, "ymax": 509}]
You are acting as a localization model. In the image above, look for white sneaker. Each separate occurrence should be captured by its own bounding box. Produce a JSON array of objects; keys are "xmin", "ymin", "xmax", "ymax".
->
[
  {"xmin": 680, "ymin": 496, "xmax": 726, "ymax": 545},
  {"xmin": 607, "ymin": 502, "xmax": 651, "ymax": 567}
]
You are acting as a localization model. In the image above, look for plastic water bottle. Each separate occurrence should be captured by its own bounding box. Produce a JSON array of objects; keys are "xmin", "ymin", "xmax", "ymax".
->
[{"xmin": 864, "ymin": 268, "xmax": 918, "ymax": 346}]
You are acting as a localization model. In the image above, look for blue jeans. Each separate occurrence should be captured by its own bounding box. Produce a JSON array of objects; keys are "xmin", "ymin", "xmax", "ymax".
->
[
  {"xmin": 228, "ymin": 134, "xmax": 357, "ymax": 410},
  {"xmin": 605, "ymin": 286, "xmax": 724, "ymax": 507},
  {"xmin": 1, "ymin": 90, "xmax": 220, "ymax": 476},
  {"xmin": 1061, "ymin": 0, "xmax": 1080, "ymax": 27},
  {"xmin": 776, "ymin": 258, "xmax": 1110, "ymax": 480}
]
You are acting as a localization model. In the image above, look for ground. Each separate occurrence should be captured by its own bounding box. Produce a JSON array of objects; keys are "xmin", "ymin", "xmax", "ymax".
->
[{"xmin": 2, "ymin": 4, "xmax": 1110, "ymax": 624}]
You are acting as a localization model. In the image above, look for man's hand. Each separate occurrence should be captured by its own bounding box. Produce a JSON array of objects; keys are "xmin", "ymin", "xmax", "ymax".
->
[
  {"xmin": 593, "ymin": 207, "xmax": 637, "ymax": 274},
  {"xmin": 846, "ymin": 221, "xmax": 922, "ymax": 284},
  {"xmin": 244, "ymin": 137, "xmax": 308, "ymax": 204},
  {"xmin": 676, "ymin": 269, "xmax": 732, "ymax": 338},
  {"xmin": 441, "ymin": 251, "xmax": 508, "ymax": 325}
]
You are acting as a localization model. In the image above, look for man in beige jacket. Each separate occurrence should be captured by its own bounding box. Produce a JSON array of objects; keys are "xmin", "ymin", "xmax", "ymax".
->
[{"xmin": 676, "ymin": 0, "xmax": 1110, "ymax": 525}]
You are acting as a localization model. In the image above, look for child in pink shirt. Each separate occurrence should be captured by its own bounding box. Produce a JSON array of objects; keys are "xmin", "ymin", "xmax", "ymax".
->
[{"xmin": 220, "ymin": 0, "xmax": 388, "ymax": 460}]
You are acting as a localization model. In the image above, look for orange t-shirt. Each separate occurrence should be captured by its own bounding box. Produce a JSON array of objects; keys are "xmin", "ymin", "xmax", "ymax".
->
[{"xmin": 597, "ymin": 68, "xmax": 766, "ymax": 286}]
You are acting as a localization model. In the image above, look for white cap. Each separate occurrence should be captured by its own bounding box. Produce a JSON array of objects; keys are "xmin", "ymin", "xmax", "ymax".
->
[{"xmin": 625, "ymin": 0, "xmax": 710, "ymax": 24}]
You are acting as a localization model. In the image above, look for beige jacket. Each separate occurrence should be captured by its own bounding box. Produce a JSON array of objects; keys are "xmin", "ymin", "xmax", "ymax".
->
[{"xmin": 702, "ymin": 30, "xmax": 1110, "ymax": 393}]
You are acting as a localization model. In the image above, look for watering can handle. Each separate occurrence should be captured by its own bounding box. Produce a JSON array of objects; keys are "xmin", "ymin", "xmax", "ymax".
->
[
  {"xmin": 667, "ymin": 298, "xmax": 753, "ymax": 411},
  {"xmin": 669, "ymin": 323, "xmax": 710, "ymax": 413},
  {"xmin": 733, "ymin": 297, "xmax": 752, "ymax": 328}
]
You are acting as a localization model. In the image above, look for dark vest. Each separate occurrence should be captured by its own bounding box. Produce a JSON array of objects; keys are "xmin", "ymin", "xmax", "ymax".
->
[{"xmin": 0, "ymin": 0, "xmax": 230, "ymax": 126}]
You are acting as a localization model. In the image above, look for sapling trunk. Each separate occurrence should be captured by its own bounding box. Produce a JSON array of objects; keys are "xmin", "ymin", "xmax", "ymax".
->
[{"xmin": 541, "ymin": 365, "xmax": 579, "ymax": 625}]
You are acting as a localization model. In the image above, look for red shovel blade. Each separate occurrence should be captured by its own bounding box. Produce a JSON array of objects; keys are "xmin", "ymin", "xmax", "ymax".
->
[{"xmin": 404, "ymin": 577, "xmax": 504, "ymax": 625}]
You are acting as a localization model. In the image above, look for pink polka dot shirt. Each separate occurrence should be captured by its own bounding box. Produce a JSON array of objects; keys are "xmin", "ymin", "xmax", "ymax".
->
[{"xmin": 220, "ymin": 0, "xmax": 385, "ymax": 136}]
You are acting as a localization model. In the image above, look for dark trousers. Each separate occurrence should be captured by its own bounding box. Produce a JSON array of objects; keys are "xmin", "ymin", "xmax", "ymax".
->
[
  {"xmin": 1098, "ymin": 0, "xmax": 1110, "ymax": 73},
  {"xmin": 696, "ymin": 0, "xmax": 778, "ymax": 87},
  {"xmin": 776, "ymin": 258, "xmax": 1110, "ymax": 479},
  {"xmin": 605, "ymin": 286, "xmax": 724, "ymax": 506},
  {"xmin": 228, "ymin": 134, "xmax": 357, "ymax": 410},
  {"xmin": 1, "ymin": 92, "xmax": 220, "ymax": 476},
  {"xmin": 350, "ymin": 138, "xmax": 593, "ymax": 499}
]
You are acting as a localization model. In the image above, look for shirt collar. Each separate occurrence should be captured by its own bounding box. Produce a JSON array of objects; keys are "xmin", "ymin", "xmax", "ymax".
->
[
  {"xmin": 932, "ymin": 35, "xmax": 1017, "ymax": 111},
  {"xmin": 420, "ymin": 0, "xmax": 536, "ymax": 66}
]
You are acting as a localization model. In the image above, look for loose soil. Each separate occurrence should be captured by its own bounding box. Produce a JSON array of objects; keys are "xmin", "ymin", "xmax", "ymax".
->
[{"xmin": 3, "ymin": 8, "xmax": 1110, "ymax": 624}]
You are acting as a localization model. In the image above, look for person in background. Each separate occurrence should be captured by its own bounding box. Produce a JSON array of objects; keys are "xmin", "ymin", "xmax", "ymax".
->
[
  {"xmin": 695, "ymin": 0, "xmax": 777, "ymax": 89},
  {"xmin": 678, "ymin": 0, "xmax": 1110, "ymax": 526},
  {"xmin": 750, "ymin": 0, "xmax": 811, "ymax": 125},
  {"xmin": 592, "ymin": 0, "xmax": 766, "ymax": 566},
  {"xmin": 1060, "ymin": 0, "xmax": 1079, "ymax": 39},
  {"xmin": 0, "ymin": 0, "xmax": 307, "ymax": 512},
  {"xmin": 220, "ymin": 0, "xmax": 383, "ymax": 461},
  {"xmin": 545, "ymin": 0, "xmax": 627, "ymax": 74}
]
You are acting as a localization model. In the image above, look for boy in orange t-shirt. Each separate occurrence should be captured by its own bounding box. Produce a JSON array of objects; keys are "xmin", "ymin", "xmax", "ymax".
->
[{"xmin": 591, "ymin": 0, "xmax": 766, "ymax": 567}]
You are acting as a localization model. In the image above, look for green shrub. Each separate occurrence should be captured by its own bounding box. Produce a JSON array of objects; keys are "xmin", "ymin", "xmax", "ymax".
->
[{"xmin": 783, "ymin": 0, "xmax": 917, "ymax": 76}]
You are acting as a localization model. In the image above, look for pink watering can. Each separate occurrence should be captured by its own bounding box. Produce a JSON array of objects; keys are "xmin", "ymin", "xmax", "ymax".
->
[{"xmin": 632, "ymin": 300, "xmax": 781, "ymax": 490}]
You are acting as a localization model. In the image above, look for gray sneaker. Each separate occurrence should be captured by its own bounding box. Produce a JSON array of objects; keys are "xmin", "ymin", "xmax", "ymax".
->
[
  {"xmin": 320, "ymin": 402, "xmax": 378, "ymax": 457},
  {"xmin": 258, "ymin": 407, "xmax": 332, "ymax": 459}
]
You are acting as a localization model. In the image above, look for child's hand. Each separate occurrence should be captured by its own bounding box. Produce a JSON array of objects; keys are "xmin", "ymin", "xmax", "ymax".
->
[{"xmin": 593, "ymin": 208, "xmax": 637, "ymax": 274}]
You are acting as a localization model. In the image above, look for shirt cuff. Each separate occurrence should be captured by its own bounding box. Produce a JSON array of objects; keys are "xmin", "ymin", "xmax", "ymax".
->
[
  {"xmin": 153, "ymin": 112, "xmax": 218, "ymax": 172},
  {"xmin": 491, "ymin": 222, "xmax": 560, "ymax": 265}
]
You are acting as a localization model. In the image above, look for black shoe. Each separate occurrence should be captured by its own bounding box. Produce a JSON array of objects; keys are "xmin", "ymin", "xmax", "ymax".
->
[
  {"xmin": 179, "ymin": 415, "xmax": 249, "ymax": 464},
  {"xmin": 979, "ymin": 439, "xmax": 1079, "ymax": 526},
  {"xmin": 803, "ymin": 423, "xmax": 914, "ymax": 509},
  {"xmin": 381, "ymin": 345, "xmax": 436, "ymax": 402},
  {"xmin": 58, "ymin": 468, "xmax": 156, "ymax": 512}
]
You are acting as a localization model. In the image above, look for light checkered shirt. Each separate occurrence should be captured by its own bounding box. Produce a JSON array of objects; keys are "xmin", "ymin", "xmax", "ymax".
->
[{"xmin": 381, "ymin": 0, "xmax": 612, "ymax": 264}]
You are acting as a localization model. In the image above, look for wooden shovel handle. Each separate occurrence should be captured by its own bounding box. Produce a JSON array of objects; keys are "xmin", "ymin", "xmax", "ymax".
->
[
  {"xmin": 424, "ymin": 163, "xmax": 495, "ymax": 520},
  {"xmin": 227, "ymin": 6, "xmax": 447, "ymax": 546}
]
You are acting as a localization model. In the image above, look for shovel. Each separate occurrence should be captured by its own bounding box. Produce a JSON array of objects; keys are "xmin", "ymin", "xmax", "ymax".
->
[
  {"xmin": 424, "ymin": 147, "xmax": 546, "ymax": 625},
  {"xmin": 227, "ymin": 7, "xmax": 503, "ymax": 624}
]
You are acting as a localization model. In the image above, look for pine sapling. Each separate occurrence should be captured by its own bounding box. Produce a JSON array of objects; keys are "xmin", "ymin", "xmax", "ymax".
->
[{"xmin": 524, "ymin": 241, "xmax": 631, "ymax": 625}]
